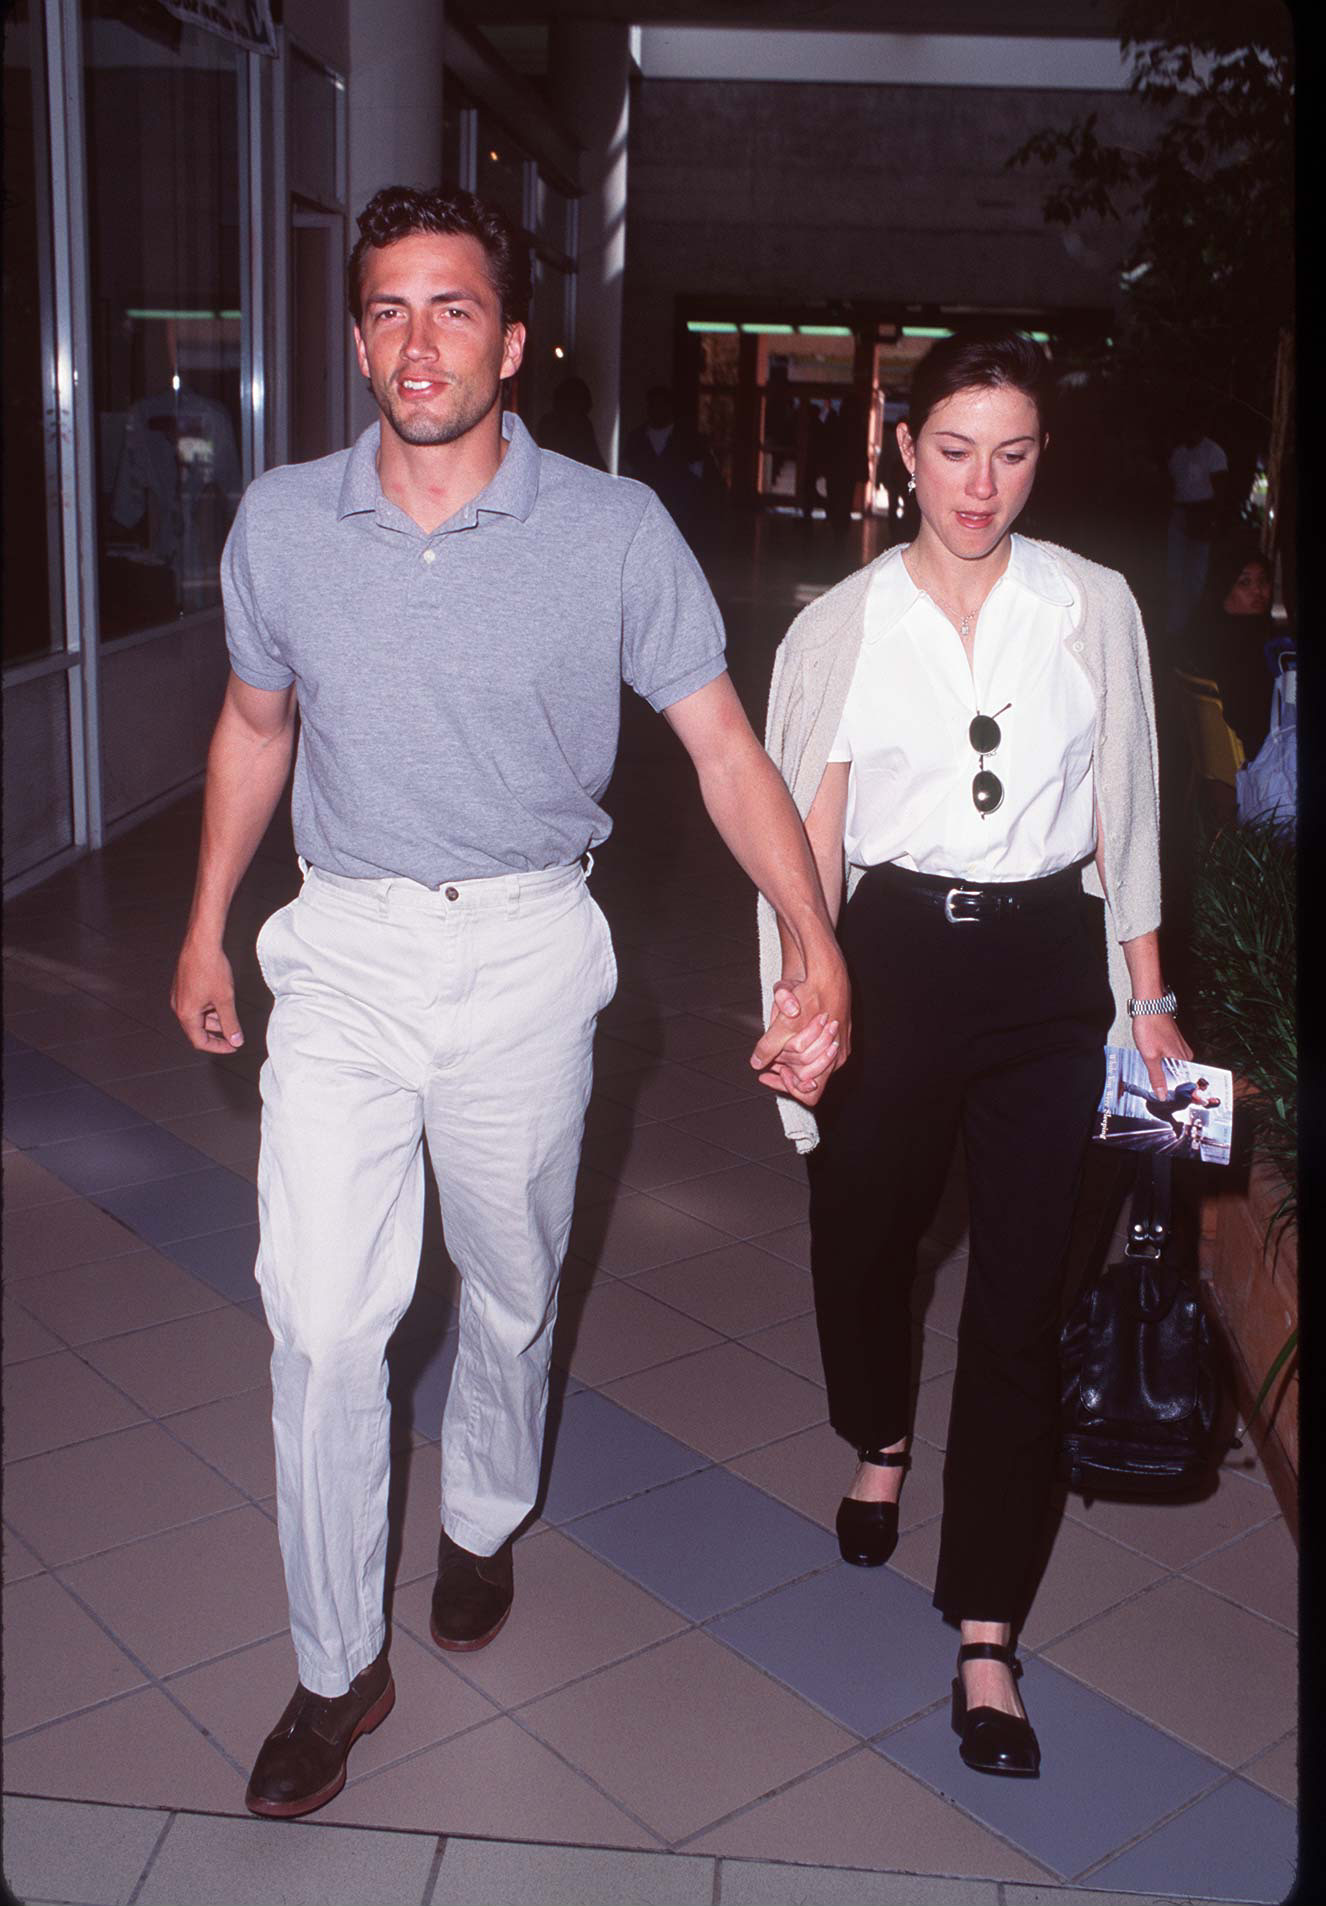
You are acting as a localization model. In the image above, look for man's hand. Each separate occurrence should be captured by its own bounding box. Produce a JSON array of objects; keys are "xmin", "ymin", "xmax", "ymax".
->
[
  {"xmin": 171, "ymin": 939, "xmax": 245, "ymax": 1054},
  {"xmin": 169, "ymin": 671, "xmax": 296, "ymax": 1057},
  {"xmin": 750, "ymin": 958, "xmax": 851, "ymax": 1106},
  {"xmin": 1132, "ymin": 1014, "xmax": 1192, "ymax": 1098}
]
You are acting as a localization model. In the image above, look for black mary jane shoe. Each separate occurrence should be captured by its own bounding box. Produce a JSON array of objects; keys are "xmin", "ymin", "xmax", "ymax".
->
[
  {"xmin": 951, "ymin": 1641, "xmax": 1041, "ymax": 1778},
  {"xmin": 835, "ymin": 1446, "xmax": 909, "ymax": 1568}
]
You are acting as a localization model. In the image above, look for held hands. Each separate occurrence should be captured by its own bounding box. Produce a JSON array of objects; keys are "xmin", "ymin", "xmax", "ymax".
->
[
  {"xmin": 749, "ymin": 961, "xmax": 851, "ymax": 1107},
  {"xmin": 1132, "ymin": 1012, "xmax": 1193, "ymax": 1098},
  {"xmin": 171, "ymin": 940, "xmax": 245, "ymax": 1054}
]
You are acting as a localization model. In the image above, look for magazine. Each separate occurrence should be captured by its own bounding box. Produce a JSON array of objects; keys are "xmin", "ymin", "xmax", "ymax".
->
[{"xmin": 1092, "ymin": 1047, "xmax": 1234, "ymax": 1166}]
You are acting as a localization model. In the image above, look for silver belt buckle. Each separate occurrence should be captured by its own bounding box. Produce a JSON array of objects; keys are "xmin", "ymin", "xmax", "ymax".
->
[{"xmin": 943, "ymin": 885, "xmax": 982, "ymax": 925}]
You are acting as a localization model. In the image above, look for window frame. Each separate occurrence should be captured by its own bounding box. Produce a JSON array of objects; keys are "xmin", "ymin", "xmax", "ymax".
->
[{"xmin": 3, "ymin": 0, "xmax": 270, "ymax": 895}]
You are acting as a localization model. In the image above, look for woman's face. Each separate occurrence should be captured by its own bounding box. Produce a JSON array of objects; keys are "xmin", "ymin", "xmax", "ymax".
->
[
  {"xmin": 1223, "ymin": 561, "xmax": 1272, "ymax": 616},
  {"xmin": 899, "ymin": 383, "xmax": 1043, "ymax": 564}
]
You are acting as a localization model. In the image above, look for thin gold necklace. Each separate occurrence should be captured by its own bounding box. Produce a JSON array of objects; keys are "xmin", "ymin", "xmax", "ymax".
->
[{"xmin": 904, "ymin": 548, "xmax": 999, "ymax": 641}]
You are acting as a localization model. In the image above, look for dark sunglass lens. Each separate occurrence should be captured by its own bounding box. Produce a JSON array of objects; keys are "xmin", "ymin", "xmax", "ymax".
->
[
  {"xmin": 969, "ymin": 714, "xmax": 1001, "ymax": 755},
  {"xmin": 972, "ymin": 770, "xmax": 1004, "ymax": 815}
]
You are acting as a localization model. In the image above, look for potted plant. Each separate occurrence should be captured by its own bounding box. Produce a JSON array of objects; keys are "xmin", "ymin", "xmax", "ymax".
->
[{"xmin": 1188, "ymin": 819, "xmax": 1297, "ymax": 1532}]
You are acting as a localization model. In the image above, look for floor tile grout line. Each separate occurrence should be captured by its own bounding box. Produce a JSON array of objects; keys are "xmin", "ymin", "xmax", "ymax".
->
[
  {"xmin": 667, "ymin": 1737, "xmax": 872, "ymax": 1855},
  {"xmin": 1055, "ymin": 1501, "xmax": 1286, "ymax": 1581},
  {"xmin": 306, "ymin": 1686, "xmax": 671, "ymax": 1851},
  {"xmin": 1067, "ymin": 1764, "xmax": 1245, "ymax": 1886},
  {"xmin": 4, "ymin": 1340, "xmax": 276, "ymax": 1483},
  {"xmin": 1, "ymin": 1573, "xmax": 265, "ymax": 1788},
  {"xmin": 683, "ymin": 1729, "xmax": 1067, "ymax": 1890},
  {"xmin": 387, "ymin": 1588, "xmax": 699, "ymax": 1721},
  {"xmin": 997, "ymin": 1642, "xmax": 1276, "ymax": 1777},
  {"xmin": 497, "ymin": 1699, "xmax": 692, "ymax": 1849},
  {"xmin": 6, "ymin": 1052, "xmax": 231, "ymax": 1108},
  {"xmin": 419, "ymin": 1834, "xmax": 448, "ymax": 1906},
  {"xmin": 123, "ymin": 1807, "xmax": 178, "ymax": 1906},
  {"xmin": 9, "ymin": 1482, "xmax": 286, "ymax": 1597},
  {"xmin": 10, "ymin": 1154, "xmax": 253, "ymax": 1211},
  {"xmin": 0, "ymin": 1283, "xmax": 243, "ymax": 1361},
  {"xmin": 1230, "ymin": 1723, "xmax": 1298, "ymax": 1780},
  {"xmin": 1026, "ymin": 1521, "xmax": 1296, "ymax": 1658}
]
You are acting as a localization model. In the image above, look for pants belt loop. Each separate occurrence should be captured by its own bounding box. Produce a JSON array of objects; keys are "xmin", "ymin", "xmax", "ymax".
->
[
  {"xmin": 296, "ymin": 854, "xmax": 310, "ymax": 881},
  {"xmin": 583, "ymin": 849, "xmax": 595, "ymax": 879},
  {"xmin": 507, "ymin": 874, "xmax": 522, "ymax": 919}
]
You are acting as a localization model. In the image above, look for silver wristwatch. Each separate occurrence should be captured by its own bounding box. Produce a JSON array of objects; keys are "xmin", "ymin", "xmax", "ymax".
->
[{"xmin": 1127, "ymin": 990, "xmax": 1178, "ymax": 1018}]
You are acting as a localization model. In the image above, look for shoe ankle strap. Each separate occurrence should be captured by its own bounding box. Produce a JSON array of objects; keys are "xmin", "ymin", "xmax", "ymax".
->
[
  {"xmin": 857, "ymin": 1445, "xmax": 909, "ymax": 1468},
  {"xmin": 957, "ymin": 1641, "xmax": 1019, "ymax": 1669}
]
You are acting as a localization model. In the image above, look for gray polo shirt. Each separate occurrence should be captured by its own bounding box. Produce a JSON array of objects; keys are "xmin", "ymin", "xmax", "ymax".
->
[{"xmin": 221, "ymin": 411, "xmax": 727, "ymax": 885}]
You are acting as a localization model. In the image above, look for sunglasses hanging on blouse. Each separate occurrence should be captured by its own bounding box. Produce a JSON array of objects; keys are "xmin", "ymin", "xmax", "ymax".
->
[{"xmin": 968, "ymin": 702, "xmax": 1011, "ymax": 818}]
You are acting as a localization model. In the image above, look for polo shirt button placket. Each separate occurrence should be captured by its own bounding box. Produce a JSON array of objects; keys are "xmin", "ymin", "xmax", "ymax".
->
[{"xmin": 423, "ymin": 548, "xmax": 436, "ymax": 565}]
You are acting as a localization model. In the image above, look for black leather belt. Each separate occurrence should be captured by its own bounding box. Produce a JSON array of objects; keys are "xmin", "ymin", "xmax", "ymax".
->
[{"xmin": 865, "ymin": 859, "xmax": 1087, "ymax": 924}]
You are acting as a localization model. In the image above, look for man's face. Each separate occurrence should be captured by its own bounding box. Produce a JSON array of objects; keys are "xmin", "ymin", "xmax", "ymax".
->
[{"xmin": 353, "ymin": 231, "xmax": 525, "ymax": 448}]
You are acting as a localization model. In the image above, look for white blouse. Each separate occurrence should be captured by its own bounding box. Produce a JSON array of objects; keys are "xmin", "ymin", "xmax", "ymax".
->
[{"xmin": 827, "ymin": 536, "xmax": 1098, "ymax": 882}]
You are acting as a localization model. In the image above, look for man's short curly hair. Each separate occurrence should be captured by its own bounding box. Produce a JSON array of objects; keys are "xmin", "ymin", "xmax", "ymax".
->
[{"xmin": 348, "ymin": 184, "xmax": 531, "ymax": 329}]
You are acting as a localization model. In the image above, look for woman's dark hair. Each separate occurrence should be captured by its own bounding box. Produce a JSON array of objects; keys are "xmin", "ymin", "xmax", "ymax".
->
[
  {"xmin": 348, "ymin": 184, "xmax": 531, "ymax": 328},
  {"xmin": 907, "ymin": 331, "xmax": 1054, "ymax": 440},
  {"xmin": 1215, "ymin": 538, "xmax": 1271, "ymax": 589}
]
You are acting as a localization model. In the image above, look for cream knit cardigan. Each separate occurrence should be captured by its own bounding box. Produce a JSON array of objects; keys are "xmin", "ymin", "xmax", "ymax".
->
[{"xmin": 757, "ymin": 539, "xmax": 1164, "ymax": 1153}]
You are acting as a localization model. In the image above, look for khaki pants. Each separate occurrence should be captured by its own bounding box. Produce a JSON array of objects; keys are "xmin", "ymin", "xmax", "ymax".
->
[{"xmin": 255, "ymin": 859, "xmax": 616, "ymax": 1694}]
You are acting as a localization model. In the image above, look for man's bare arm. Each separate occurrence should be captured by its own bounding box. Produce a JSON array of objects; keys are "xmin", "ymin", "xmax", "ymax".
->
[
  {"xmin": 662, "ymin": 673, "xmax": 849, "ymax": 1106},
  {"xmin": 171, "ymin": 672, "xmax": 297, "ymax": 1053}
]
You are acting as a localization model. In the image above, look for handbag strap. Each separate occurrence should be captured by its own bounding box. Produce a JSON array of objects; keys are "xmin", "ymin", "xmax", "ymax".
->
[
  {"xmin": 1126, "ymin": 1149, "xmax": 1172, "ymax": 1259},
  {"xmin": 1124, "ymin": 1149, "xmax": 1188, "ymax": 1320}
]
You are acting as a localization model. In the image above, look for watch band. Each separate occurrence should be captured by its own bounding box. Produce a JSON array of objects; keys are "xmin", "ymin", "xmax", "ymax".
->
[{"xmin": 1128, "ymin": 990, "xmax": 1178, "ymax": 1017}]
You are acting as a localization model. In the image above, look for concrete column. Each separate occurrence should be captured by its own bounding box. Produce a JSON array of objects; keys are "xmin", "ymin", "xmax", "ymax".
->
[
  {"xmin": 345, "ymin": 0, "xmax": 447, "ymax": 434},
  {"xmin": 549, "ymin": 22, "xmax": 630, "ymax": 472}
]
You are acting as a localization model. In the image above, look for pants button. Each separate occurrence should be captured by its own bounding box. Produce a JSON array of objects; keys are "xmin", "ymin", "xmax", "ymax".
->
[{"xmin": 444, "ymin": 886, "xmax": 460, "ymax": 901}]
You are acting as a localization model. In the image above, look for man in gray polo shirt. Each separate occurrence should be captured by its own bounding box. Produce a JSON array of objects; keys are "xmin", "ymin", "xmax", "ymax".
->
[{"xmin": 172, "ymin": 184, "xmax": 847, "ymax": 1819}]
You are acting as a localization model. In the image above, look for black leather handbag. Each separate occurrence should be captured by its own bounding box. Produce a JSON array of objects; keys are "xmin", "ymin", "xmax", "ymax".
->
[{"xmin": 1060, "ymin": 1150, "xmax": 1228, "ymax": 1499}]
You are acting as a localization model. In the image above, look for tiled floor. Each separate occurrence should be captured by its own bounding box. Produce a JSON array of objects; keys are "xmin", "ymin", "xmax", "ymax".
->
[{"xmin": 3, "ymin": 516, "xmax": 1299, "ymax": 1905}]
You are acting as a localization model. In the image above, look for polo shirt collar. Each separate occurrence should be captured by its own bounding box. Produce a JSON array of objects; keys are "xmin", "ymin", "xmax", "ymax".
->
[{"xmin": 335, "ymin": 409, "xmax": 541, "ymax": 525}]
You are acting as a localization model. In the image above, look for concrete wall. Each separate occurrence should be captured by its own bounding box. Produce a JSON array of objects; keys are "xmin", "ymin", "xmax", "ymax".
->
[{"xmin": 622, "ymin": 76, "xmax": 1155, "ymax": 422}]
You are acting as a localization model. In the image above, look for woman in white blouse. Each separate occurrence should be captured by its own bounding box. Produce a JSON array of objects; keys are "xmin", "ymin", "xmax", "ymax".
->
[{"xmin": 761, "ymin": 332, "xmax": 1190, "ymax": 1778}]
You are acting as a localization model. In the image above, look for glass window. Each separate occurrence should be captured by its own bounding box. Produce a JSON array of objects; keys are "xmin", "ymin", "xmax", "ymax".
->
[
  {"xmin": 3, "ymin": 0, "xmax": 63, "ymax": 666},
  {"xmin": 3, "ymin": 672, "xmax": 73, "ymax": 874},
  {"xmin": 442, "ymin": 76, "xmax": 471, "ymax": 190},
  {"xmin": 289, "ymin": 46, "xmax": 344, "ymax": 208},
  {"xmin": 534, "ymin": 174, "xmax": 569, "ymax": 256},
  {"xmin": 520, "ymin": 253, "xmax": 577, "ymax": 450},
  {"xmin": 699, "ymin": 334, "xmax": 740, "ymax": 387},
  {"xmin": 475, "ymin": 111, "xmax": 527, "ymax": 228},
  {"xmin": 82, "ymin": 0, "xmax": 245, "ymax": 639}
]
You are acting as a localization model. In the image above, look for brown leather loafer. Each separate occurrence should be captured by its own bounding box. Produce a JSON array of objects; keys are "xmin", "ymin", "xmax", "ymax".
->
[
  {"xmin": 430, "ymin": 1528, "xmax": 514, "ymax": 1651},
  {"xmin": 244, "ymin": 1646, "xmax": 394, "ymax": 1819}
]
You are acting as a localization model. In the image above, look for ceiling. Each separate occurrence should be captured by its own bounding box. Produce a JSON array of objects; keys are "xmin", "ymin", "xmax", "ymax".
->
[{"xmin": 471, "ymin": 1, "xmax": 1124, "ymax": 38}]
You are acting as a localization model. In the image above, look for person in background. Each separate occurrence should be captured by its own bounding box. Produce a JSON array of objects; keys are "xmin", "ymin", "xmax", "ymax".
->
[
  {"xmin": 758, "ymin": 330, "xmax": 1190, "ymax": 1781},
  {"xmin": 534, "ymin": 375, "xmax": 606, "ymax": 471},
  {"xmin": 622, "ymin": 385, "xmax": 718, "ymax": 539},
  {"xmin": 1181, "ymin": 542, "xmax": 1289, "ymax": 759},
  {"xmin": 1165, "ymin": 407, "xmax": 1229, "ymax": 637}
]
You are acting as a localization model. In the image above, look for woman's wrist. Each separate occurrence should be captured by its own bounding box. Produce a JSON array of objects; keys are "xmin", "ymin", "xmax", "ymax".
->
[{"xmin": 1127, "ymin": 988, "xmax": 1178, "ymax": 1017}]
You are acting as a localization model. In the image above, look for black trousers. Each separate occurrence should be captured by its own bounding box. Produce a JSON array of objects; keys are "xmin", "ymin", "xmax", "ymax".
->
[{"xmin": 807, "ymin": 865, "xmax": 1113, "ymax": 1625}]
